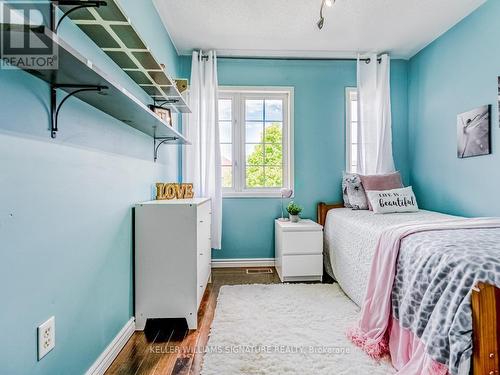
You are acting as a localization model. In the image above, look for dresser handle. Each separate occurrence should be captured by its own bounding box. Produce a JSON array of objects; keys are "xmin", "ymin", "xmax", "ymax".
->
[{"xmin": 199, "ymin": 252, "xmax": 203, "ymax": 255}]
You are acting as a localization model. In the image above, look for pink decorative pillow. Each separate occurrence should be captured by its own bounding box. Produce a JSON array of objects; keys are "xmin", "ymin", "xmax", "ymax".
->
[{"xmin": 360, "ymin": 172, "xmax": 403, "ymax": 210}]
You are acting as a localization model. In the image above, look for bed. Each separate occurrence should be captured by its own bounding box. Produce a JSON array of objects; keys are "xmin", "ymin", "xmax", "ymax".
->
[
  {"xmin": 321, "ymin": 207, "xmax": 453, "ymax": 306},
  {"xmin": 317, "ymin": 202, "xmax": 500, "ymax": 375}
]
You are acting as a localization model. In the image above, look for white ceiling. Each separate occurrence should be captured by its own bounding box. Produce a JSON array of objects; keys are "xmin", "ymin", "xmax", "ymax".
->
[{"xmin": 154, "ymin": 0, "xmax": 485, "ymax": 60}]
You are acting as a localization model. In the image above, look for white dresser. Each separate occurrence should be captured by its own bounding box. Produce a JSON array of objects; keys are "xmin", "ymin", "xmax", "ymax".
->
[
  {"xmin": 134, "ymin": 198, "xmax": 212, "ymax": 330},
  {"xmin": 275, "ymin": 219, "xmax": 323, "ymax": 282}
]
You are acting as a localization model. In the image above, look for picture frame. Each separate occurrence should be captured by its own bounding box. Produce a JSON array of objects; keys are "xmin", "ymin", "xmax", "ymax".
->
[
  {"xmin": 149, "ymin": 105, "xmax": 172, "ymax": 126},
  {"xmin": 457, "ymin": 104, "xmax": 491, "ymax": 158}
]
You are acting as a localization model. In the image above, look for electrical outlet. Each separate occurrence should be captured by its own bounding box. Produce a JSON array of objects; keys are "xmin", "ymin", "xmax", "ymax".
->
[{"xmin": 37, "ymin": 316, "xmax": 55, "ymax": 360}]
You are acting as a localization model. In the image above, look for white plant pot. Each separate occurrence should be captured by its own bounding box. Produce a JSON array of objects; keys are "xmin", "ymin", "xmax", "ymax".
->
[{"xmin": 289, "ymin": 214, "xmax": 300, "ymax": 223}]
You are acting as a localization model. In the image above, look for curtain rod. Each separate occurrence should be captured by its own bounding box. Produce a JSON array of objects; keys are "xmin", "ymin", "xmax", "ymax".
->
[{"xmin": 200, "ymin": 55, "xmax": 381, "ymax": 64}]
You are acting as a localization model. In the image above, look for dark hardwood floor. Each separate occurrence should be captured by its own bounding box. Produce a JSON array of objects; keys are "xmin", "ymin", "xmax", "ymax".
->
[{"xmin": 105, "ymin": 267, "xmax": 281, "ymax": 375}]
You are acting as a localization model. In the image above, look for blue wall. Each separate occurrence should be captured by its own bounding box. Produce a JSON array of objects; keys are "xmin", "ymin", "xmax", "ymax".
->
[
  {"xmin": 5, "ymin": 0, "xmax": 494, "ymax": 371},
  {"xmin": 0, "ymin": 1, "xmax": 182, "ymax": 374},
  {"xmin": 408, "ymin": 0, "xmax": 500, "ymax": 217},
  {"xmin": 179, "ymin": 57, "xmax": 409, "ymax": 259}
]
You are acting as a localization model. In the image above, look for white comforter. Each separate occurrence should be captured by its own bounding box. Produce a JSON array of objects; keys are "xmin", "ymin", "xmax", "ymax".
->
[{"xmin": 324, "ymin": 208, "xmax": 453, "ymax": 306}]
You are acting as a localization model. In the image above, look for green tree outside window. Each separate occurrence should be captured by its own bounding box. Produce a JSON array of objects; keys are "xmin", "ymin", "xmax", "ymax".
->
[{"xmin": 246, "ymin": 123, "xmax": 283, "ymax": 188}]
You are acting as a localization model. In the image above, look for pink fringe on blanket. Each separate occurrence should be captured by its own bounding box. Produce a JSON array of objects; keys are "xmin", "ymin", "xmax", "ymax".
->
[
  {"xmin": 346, "ymin": 327, "xmax": 389, "ymax": 360},
  {"xmin": 347, "ymin": 320, "xmax": 451, "ymax": 375},
  {"xmin": 429, "ymin": 362, "xmax": 449, "ymax": 375}
]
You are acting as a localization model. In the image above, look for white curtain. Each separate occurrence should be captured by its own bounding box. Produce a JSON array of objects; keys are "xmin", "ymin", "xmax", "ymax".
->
[
  {"xmin": 184, "ymin": 50, "xmax": 222, "ymax": 249},
  {"xmin": 356, "ymin": 53, "xmax": 395, "ymax": 175}
]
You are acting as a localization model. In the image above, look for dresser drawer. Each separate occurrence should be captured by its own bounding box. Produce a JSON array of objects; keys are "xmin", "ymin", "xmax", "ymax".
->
[
  {"xmin": 282, "ymin": 254, "xmax": 322, "ymax": 277},
  {"xmin": 197, "ymin": 201, "xmax": 211, "ymax": 253},
  {"xmin": 198, "ymin": 248, "xmax": 211, "ymax": 281},
  {"xmin": 197, "ymin": 200, "xmax": 211, "ymax": 224},
  {"xmin": 197, "ymin": 256, "xmax": 210, "ymax": 308},
  {"xmin": 280, "ymin": 231, "xmax": 322, "ymax": 255},
  {"xmin": 197, "ymin": 222, "xmax": 211, "ymax": 252}
]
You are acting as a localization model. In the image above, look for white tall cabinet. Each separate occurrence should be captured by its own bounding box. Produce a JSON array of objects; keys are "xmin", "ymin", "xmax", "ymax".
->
[{"xmin": 134, "ymin": 198, "xmax": 212, "ymax": 330}]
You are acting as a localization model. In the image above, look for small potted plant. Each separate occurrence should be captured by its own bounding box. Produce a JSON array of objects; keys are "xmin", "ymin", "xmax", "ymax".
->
[{"xmin": 286, "ymin": 201, "xmax": 302, "ymax": 223}]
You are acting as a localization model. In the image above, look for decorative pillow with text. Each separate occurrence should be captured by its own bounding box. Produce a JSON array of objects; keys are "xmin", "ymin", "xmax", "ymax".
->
[
  {"xmin": 360, "ymin": 172, "xmax": 403, "ymax": 210},
  {"xmin": 366, "ymin": 186, "xmax": 419, "ymax": 214}
]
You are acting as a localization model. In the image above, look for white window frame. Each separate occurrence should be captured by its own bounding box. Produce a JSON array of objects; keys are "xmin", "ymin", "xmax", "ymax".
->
[
  {"xmin": 345, "ymin": 87, "xmax": 358, "ymax": 173},
  {"xmin": 218, "ymin": 86, "xmax": 294, "ymax": 198}
]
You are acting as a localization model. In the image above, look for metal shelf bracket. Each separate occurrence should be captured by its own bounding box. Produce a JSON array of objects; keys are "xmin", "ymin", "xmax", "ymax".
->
[
  {"xmin": 153, "ymin": 98, "xmax": 180, "ymax": 108},
  {"xmin": 154, "ymin": 136, "xmax": 178, "ymax": 162},
  {"xmin": 51, "ymin": 84, "xmax": 107, "ymax": 138},
  {"xmin": 50, "ymin": 0, "xmax": 107, "ymax": 33}
]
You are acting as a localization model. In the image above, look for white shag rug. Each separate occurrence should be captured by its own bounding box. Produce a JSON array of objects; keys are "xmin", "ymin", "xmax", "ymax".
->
[{"xmin": 201, "ymin": 283, "xmax": 395, "ymax": 375}]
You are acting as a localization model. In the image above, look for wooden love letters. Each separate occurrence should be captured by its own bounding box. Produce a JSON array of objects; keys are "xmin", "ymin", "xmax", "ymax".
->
[{"xmin": 156, "ymin": 183, "xmax": 194, "ymax": 200}]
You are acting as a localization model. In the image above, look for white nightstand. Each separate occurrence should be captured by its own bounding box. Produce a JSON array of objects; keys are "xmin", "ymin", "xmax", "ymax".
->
[{"xmin": 275, "ymin": 219, "xmax": 323, "ymax": 282}]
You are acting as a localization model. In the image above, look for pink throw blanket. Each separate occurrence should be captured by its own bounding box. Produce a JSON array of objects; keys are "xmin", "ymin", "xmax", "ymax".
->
[{"xmin": 347, "ymin": 217, "xmax": 500, "ymax": 375}]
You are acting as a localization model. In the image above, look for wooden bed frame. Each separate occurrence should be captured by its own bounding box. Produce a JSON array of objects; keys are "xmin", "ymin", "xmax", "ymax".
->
[{"xmin": 317, "ymin": 202, "xmax": 500, "ymax": 375}]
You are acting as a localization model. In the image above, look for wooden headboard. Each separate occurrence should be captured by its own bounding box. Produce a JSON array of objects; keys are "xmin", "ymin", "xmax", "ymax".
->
[{"xmin": 317, "ymin": 202, "xmax": 344, "ymax": 227}]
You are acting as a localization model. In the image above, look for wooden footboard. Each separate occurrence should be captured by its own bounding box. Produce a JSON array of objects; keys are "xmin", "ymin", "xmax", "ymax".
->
[
  {"xmin": 317, "ymin": 202, "xmax": 500, "ymax": 375},
  {"xmin": 472, "ymin": 283, "xmax": 500, "ymax": 375}
]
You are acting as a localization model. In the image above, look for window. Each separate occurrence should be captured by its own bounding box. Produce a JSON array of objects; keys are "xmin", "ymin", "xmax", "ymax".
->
[
  {"xmin": 345, "ymin": 88, "xmax": 358, "ymax": 173},
  {"xmin": 218, "ymin": 99, "xmax": 233, "ymax": 188},
  {"xmin": 217, "ymin": 87, "xmax": 294, "ymax": 197}
]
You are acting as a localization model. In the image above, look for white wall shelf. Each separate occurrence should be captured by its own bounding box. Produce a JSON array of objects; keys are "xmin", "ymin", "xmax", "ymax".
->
[
  {"xmin": 0, "ymin": 23, "xmax": 189, "ymax": 145},
  {"xmin": 57, "ymin": 0, "xmax": 190, "ymax": 113}
]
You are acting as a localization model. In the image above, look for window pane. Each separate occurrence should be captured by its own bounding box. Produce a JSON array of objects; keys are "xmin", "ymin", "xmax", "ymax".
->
[
  {"xmin": 218, "ymin": 99, "xmax": 232, "ymax": 121},
  {"xmin": 246, "ymin": 144, "xmax": 264, "ymax": 165},
  {"xmin": 351, "ymin": 146, "xmax": 358, "ymax": 166},
  {"xmin": 219, "ymin": 121, "xmax": 232, "ymax": 143},
  {"xmin": 264, "ymin": 143, "xmax": 282, "ymax": 165},
  {"xmin": 220, "ymin": 144, "xmax": 232, "ymax": 166},
  {"xmin": 351, "ymin": 122, "xmax": 357, "ymax": 143},
  {"xmin": 264, "ymin": 122, "xmax": 282, "ymax": 143},
  {"xmin": 221, "ymin": 166, "xmax": 232, "ymax": 188},
  {"xmin": 351, "ymin": 100, "xmax": 358, "ymax": 122},
  {"xmin": 265, "ymin": 100, "xmax": 283, "ymax": 121},
  {"xmin": 245, "ymin": 100, "xmax": 264, "ymax": 121},
  {"xmin": 265, "ymin": 166, "xmax": 282, "ymax": 187},
  {"xmin": 245, "ymin": 122, "xmax": 263, "ymax": 143},
  {"xmin": 246, "ymin": 166, "xmax": 264, "ymax": 187}
]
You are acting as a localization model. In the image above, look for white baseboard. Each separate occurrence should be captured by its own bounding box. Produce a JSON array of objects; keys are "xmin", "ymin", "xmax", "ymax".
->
[
  {"xmin": 85, "ymin": 317, "xmax": 135, "ymax": 375},
  {"xmin": 211, "ymin": 258, "xmax": 275, "ymax": 268}
]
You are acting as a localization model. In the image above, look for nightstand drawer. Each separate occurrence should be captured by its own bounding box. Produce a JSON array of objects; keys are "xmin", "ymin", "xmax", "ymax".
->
[
  {"xmin": 282, "ymin": 254, "xmax": 322, "ymax": 277},
  {"xmin": 280, "ymin": 231, "xmax": 322, "ymax": 255}
]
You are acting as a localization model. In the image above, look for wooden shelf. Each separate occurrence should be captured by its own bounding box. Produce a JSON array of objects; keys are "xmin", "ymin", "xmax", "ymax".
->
[{"xmin": 0, "ymin": 23, "xmax": 189, "ymax": 143}]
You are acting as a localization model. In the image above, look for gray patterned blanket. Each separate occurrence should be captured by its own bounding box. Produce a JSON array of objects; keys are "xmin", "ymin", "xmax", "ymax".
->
[{"xmin": 392, "ymin": 227, "xmax": 500, "ymax": 374}]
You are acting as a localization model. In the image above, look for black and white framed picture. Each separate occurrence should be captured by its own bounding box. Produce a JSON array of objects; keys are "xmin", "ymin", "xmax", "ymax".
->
[{"xmin": 457, "ymin": 105, "xmax": 491, "ymax": 158}]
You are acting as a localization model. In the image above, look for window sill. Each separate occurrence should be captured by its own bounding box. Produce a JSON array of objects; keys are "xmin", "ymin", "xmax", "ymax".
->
[{"xmin": 223, "ymin": 191, "xmax": 294, "ymax": 199}]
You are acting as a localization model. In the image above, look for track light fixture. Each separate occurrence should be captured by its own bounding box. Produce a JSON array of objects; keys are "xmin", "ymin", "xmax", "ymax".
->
[{"xmin": 317, "ymin": 0, "xmax": 335, "ymax": 30}]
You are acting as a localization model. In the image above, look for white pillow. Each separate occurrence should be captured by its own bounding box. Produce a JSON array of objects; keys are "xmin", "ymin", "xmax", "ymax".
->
[{"xmin": 366, "ymin": 186, "xmax": 419, "ymax": 214}]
